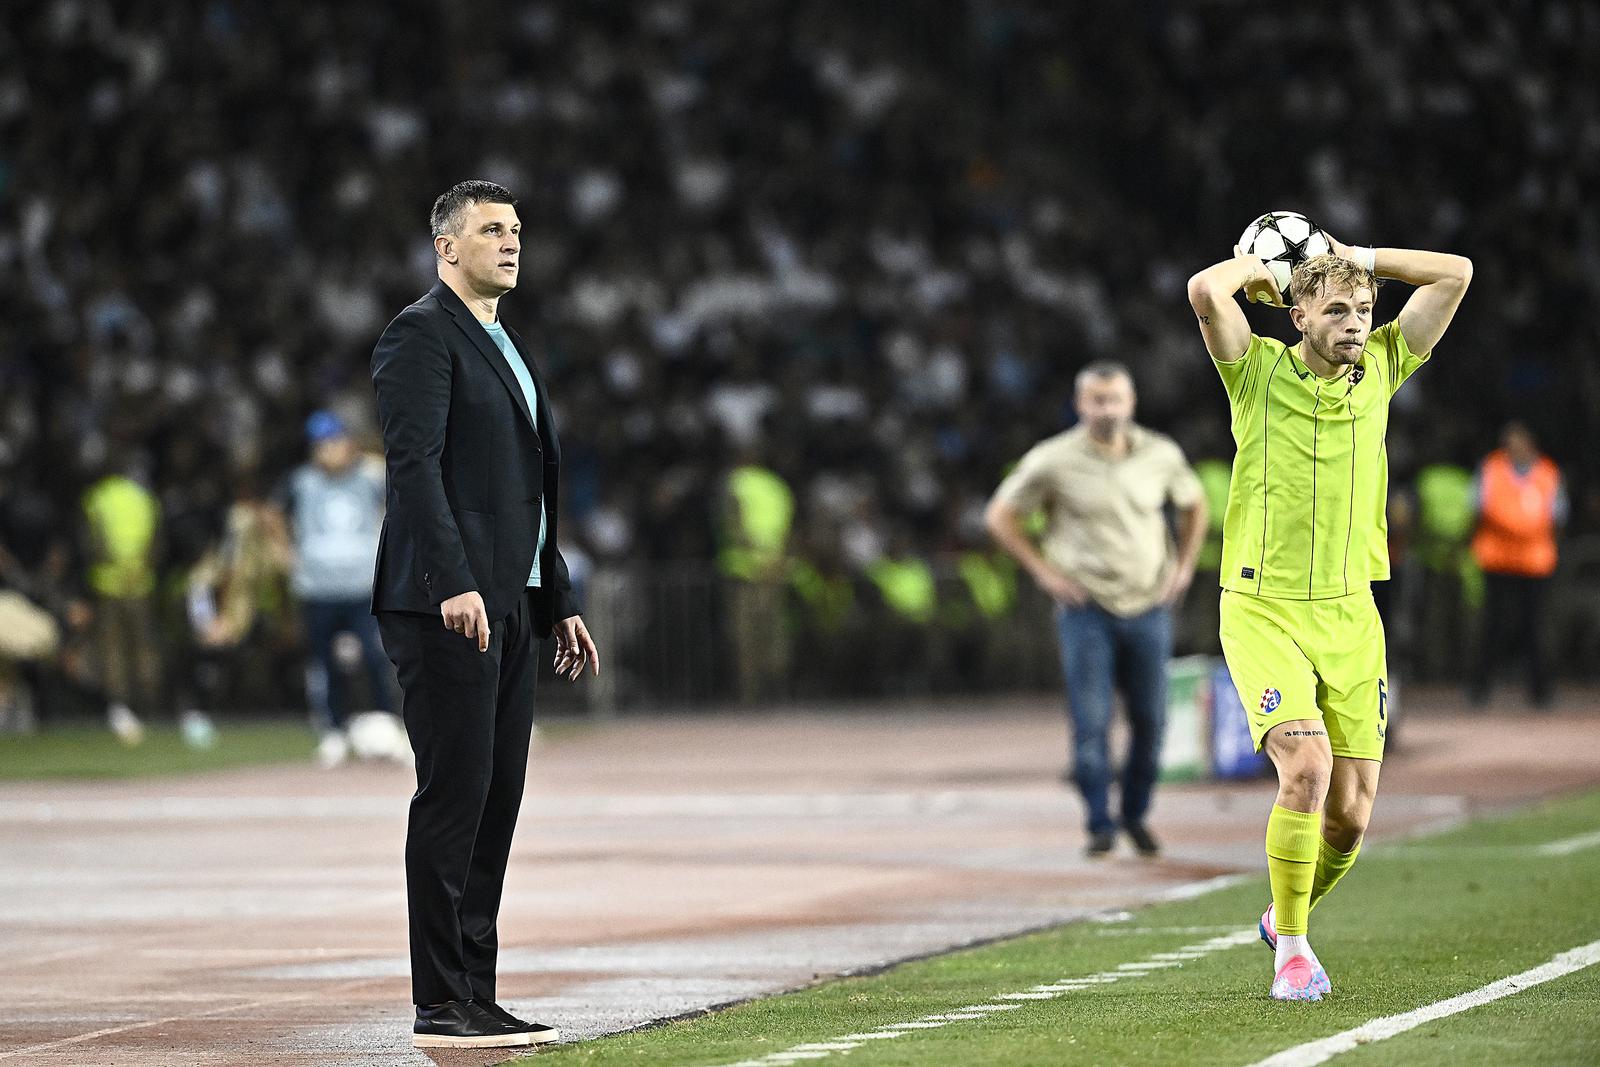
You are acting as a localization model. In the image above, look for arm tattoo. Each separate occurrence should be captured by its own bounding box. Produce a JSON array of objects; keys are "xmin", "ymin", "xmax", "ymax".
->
[
  {"xmin": 1197, "ymin": 314, "xmax": 1211, "ymax": 325},
  {"xmin": 1281, "ymin": 729, "xmax": 1327, "ymax": 738}
]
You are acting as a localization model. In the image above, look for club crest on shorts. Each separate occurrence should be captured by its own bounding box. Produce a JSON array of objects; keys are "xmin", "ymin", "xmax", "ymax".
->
[{"xmin": 1260, "ymin": 688, "xmax": 1282, "ymax": 714}]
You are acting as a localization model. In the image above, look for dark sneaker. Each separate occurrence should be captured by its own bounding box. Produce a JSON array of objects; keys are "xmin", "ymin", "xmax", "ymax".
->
[
  {"xmin": 1085, "ymin": 830, "xmax": 1116, "ymax": 858},
  {"xmin": 1123, "ymin": 823, "xmax": 1161, "ymax": 857},
  {"xmin": 413, "ymin": 999, "xmax": 532, "ymax": 1048},
  {"xmin": 474, "ymin": 999, "xmax": 560, "ymax": 1044}
]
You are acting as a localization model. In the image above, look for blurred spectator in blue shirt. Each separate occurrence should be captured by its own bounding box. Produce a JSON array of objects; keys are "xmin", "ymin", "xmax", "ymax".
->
[{"xmin": 282, "ymin": 411, "xmax": 395, "ymax": 764}]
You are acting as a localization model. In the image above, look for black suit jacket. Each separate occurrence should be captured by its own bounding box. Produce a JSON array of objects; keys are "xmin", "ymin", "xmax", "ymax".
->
[{"xmin": 370, "ymin": 280, "xmax": 579, "ymax": 634}]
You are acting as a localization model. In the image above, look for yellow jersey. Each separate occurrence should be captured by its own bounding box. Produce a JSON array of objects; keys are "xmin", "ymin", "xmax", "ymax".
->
[{"xmin": 1212, "ymin": 321, "xmax": 1428, "ymax": 600}]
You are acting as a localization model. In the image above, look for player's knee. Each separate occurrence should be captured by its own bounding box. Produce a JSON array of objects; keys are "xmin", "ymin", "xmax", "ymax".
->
[
  {"xmin": 1322, "ymin": 801, "xmax": 1370, "ymax": 847},
  {"xmin": 1321, "ymin": 816, "xmax": 1364, "ymax": 853},
  {"xmin": 1283, "ymin": 764, "xmax": 1329, "ymax": 801},
  {"xmin": 1275, "ymin": 751, "xmax": 1331, "ymax": 806}
]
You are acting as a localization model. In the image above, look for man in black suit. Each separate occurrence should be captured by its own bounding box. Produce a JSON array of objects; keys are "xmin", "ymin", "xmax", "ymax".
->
[{"xmin": 371, "ymin": 179, "xmax": 599, "ymax": 1050}]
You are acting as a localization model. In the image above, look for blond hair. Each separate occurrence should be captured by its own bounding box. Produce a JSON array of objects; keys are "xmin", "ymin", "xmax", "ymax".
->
[{"xmin": 1290, "ymin": 254, "xmax": 1379, "ymax": 306}]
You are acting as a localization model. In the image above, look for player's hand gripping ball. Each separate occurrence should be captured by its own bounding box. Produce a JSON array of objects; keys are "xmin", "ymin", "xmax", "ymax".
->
[{"xmin": 1236, "ymin": 210, "xmax": 1331, "ymax": 307}]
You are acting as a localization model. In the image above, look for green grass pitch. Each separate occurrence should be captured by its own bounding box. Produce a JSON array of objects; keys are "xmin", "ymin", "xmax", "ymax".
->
[
  {"xmin": 0, "ymin": 721, "xmax": 321, "ymax": 780},
  {"xmin": 526, "ymin": 790, "xmax": 1600, "ymax": 1066}
]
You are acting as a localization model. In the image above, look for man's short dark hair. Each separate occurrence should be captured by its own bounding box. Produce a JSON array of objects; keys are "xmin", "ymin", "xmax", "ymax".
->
[
  {"xmin": 1075, "ymin": 359, "xmax": 1133, "ymax": 393},
  {"xmin": 429, "ymin": 180, "xmax": 516, "ymax": 241}
]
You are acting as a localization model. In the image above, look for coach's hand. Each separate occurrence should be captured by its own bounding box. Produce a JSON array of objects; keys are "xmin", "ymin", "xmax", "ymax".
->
[
  {"xmin": 553, "ymin": 615, "xmax": 601, "ymax": 682},
  {"xmin": 1033, "ymin": 565, "xmax": 1090, "ymax": 608},
  {"xmin": 441, "ymin": 590, "xmax": 491, "ymax": 652}
]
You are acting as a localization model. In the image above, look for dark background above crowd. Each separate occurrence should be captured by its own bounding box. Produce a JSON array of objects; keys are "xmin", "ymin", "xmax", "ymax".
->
[{"xmin": 2, "ymin": 0, "xmax": 1596, "ymax": 577}]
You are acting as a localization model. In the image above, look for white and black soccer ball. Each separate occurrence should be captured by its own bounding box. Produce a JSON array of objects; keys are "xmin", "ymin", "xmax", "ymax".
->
[{"xmin": 1237, "ymin": 211, "xmax": 1331, "ymax": 306}]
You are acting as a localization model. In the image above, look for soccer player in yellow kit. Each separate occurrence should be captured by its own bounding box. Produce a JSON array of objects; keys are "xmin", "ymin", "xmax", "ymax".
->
[{"xmin": 1187, "ymin": 238, "xmax": 1471, "ymax": 1001}]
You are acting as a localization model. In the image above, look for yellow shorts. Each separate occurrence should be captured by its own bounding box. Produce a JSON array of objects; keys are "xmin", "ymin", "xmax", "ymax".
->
[{"xmin": 1218, "ymin": 589, "xmax": 1388, "ymax": 761}]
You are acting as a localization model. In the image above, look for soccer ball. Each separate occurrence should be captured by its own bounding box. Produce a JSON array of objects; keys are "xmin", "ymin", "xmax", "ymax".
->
[{"xmin": 1237, "ymin": 211, "xmax": 1331, "ymax": 306}]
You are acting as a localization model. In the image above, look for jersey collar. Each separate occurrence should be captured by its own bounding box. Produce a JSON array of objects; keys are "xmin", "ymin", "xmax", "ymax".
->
[{"xmin": 1288, "ymin": 343, "xmax": 1368, "ymax": 394}]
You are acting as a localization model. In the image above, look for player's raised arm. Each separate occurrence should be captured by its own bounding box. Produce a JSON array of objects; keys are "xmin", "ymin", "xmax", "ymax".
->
[
  {"xmin": 1185, "ymin": 252, "xmax": 1278, "ymax": 363},
  {"xmin": 1327, "ymin": 237, "xmax": 1472, "ymax": 354}
]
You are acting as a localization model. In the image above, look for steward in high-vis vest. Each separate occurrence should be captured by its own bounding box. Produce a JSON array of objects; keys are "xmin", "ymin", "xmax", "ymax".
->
[
  {"xmin": 81, "ymin": 469, "xmax": 163, "ymax": 729},
  {"xmin": 1468, "ymin": 423, "xmax": 1566, "ymax": 708},
  {"xmin": 1471, "ymin": 445, "xmax": 1562, "ymax": 578},
  {"xmin": 719, "ymin": 462, "xmax": 794, "ymax": 703}
]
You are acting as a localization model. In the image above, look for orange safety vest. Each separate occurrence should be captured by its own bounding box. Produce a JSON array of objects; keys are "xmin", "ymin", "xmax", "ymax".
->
[{"xmin": 1471, "ymin": 450, "xmax": 1560, "ymax": 577}]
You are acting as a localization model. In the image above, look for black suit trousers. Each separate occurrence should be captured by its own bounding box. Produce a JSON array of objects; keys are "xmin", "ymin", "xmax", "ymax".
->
[{"xmin": 377, "ymin": 589, "xmax": 540, "ymax": 1006}]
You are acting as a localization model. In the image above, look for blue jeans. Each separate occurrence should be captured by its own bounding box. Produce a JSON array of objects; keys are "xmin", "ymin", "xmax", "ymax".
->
[
  {"xmin": 1056, "ymin": 602, "xmax": 1172, "ymax": 834},
  {"xmin": 303, "ymin": 598, "xmax": 396, "ymax": 731}
]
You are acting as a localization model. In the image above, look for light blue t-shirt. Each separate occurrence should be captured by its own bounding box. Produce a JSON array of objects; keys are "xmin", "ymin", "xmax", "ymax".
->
[
  {"xmin": 287, "ymin": 461, "xmax": 385, "ymax": 599},
  {"xmin": 481, "ymin": 319, "xmax": 547, "ymax": 587}
]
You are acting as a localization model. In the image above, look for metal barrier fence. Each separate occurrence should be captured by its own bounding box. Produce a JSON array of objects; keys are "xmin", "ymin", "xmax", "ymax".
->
[
  {"xmin": 12, "ymin": 542, "xmax": 1596, "ymax": 727},
  {"xmin": 539, "ymin": 538, "xmax": 1600, "ymax": 716},
  {"xmin": 541, "ymin": 562, "xmax": 1180, "ymax": 716}
]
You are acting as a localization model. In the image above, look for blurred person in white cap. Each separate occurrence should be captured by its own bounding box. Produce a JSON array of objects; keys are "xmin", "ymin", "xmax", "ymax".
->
[{"xmin": 281, "ymin": 409, "xmax": 396, "ymax": 765}]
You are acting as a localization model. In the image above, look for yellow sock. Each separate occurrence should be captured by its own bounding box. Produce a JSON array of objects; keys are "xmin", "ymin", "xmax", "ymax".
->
[
  {"xmin": 1265, "ymin": 805, "xmax": 1321, "ymax": 936},
  {"xmin": 1309, "ymin": 836, "xmax": 1361, "ymax": 912}
]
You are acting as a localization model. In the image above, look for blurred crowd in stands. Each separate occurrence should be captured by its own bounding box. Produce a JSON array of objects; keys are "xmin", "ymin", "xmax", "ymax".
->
[{"xmin": 3, "ymin": 0, "xmax": 1599, "ymax": 722}]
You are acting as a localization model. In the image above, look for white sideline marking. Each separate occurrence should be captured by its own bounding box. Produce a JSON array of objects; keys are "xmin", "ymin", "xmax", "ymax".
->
[
  {"xmin": 1378, "ymin": 827, "xmax": 1600, "ymax": 860},
  {"xmin": 1535, "ymin": 828, "xmax": 1600, "ymax": 856},
  {"xmin": 1246, "ymin": 938, "xmax": 1600, "ymax": 1067},
  {"xmin": 703, "ymin": 927, "xmax": 1259, "ymax": 1066},
  {"xmin": 1153, "ymin": 873, "xmax": 1252, "ymax": 902},
  {"xmin": 1097, "ymin": 924, "xmax": 1245, "ymax": 937}
]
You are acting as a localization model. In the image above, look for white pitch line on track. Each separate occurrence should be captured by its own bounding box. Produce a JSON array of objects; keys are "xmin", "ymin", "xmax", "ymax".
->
[
  {"xmin": 0, "ymin": 789, "xmax": 1079, "ymax": 824},
  {"xmin": 1245, "ymin": 938, "xmax": 1600, "ymax": 1067},
  {"xmin": 705, "ymin": 928, "xmax": 1260, "ymax": 1067},
  {"xmin": 7, "ymin": 944, "xmax": 112, "ymax": 968},
  {"xmin": 0, "ymin": 993, "xmax": 308, "ymax": 1061}
]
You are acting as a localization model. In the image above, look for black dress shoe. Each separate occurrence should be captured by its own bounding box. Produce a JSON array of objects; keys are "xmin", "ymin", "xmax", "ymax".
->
[
  {"xmin": 413, "ymin": 999, "xmax": 532, "ymax": 1048},
  {"xmin": 1124, "ymin": 823, "xmax": 1161, "ymax": 857},
  {"xmin": 473, "ymin": 999, "xmax": 560, "ymax": 1044},
  {"xmin": 1085, "ymin": 830, "xmax": 1116, "ymax": 858}
]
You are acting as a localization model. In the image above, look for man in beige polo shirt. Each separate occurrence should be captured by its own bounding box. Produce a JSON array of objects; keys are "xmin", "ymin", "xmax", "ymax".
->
[{"xmin": 986, "ymin": 362, "xmax": 1206, "ymax": 857}]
